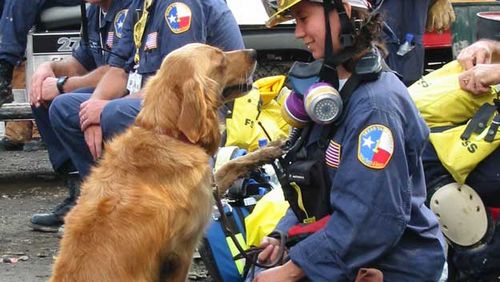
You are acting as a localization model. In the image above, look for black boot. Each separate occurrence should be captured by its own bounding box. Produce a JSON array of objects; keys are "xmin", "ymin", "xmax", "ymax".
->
[
  {"xmin": 0, "ymin": 59, "xmax": 14, "ymax": 107},
  {"xmin": 31, "ymin": 174, "xmax": 81, "ymax": 232}
]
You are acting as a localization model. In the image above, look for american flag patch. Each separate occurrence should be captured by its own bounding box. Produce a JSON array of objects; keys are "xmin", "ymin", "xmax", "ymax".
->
[
  {"xmin": 325, "ymin": 140, "xmax": 341, "ymax": 168},
  {"xmin": 145, "ymin": 32, "xmax": 158, "ymax": 50},
  {"xmin": 106, "ymin": 32, "xmax": 114, "ymax": 48}
]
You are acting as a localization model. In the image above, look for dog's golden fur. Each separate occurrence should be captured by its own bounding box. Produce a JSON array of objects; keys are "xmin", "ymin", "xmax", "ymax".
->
[
  {"xmin": 214, "ymin": 140, "xmax": 285, "ymax": 195},
  {"xmin": 50, "ymin": 43, "xmax": 256, "ymax": 282}
]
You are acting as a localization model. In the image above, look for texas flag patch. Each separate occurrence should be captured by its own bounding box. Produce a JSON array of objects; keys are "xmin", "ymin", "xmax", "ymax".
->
[
  {"xmin": 165, "ymin": 2, "xmax": 192, "ymax": 34},
  {"xmin": 357, "ymin": 124, "xmax": 394, "ymax": 169}
]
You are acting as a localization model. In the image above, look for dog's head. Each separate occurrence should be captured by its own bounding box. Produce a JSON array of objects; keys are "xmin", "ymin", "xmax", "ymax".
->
[{"xmin": 136, "ymin": 43, "xmax": 257, "ymax": 155}]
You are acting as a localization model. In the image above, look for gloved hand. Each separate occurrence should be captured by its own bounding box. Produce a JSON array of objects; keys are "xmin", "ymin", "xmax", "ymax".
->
[{"xmin": 426, "ymin": 0, "xmax": 456, "ymax": 32}]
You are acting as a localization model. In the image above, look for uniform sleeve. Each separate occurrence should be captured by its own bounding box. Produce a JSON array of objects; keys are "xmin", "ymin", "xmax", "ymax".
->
[
  {"xmin": 72, "ymin": 7, "xmax": 98, "ymax": 71},
  {"xmin": 108, "ymin": 0, "xmax": 137, "ymax": 69},
  {"xmin": 288, "ymin": 103, "xmax": 411, "ymax": 281},
  {"xmin": 136, "ymin": 0, "xmax": 207, "ymax": 75},
  {"xmin": 72, "ymin": 43, "xmax": 97, "ymax": 72},
  {"xmin": 205, "ymin": 0, "xmax": 244, "ymax": 51},
  {"xmin": 275, "ymin": 208, "xmax": 299, "ymax": 233}
]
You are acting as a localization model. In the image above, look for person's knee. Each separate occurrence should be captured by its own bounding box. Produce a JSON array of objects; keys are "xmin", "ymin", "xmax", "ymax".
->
[
  {"xmin": 49, "ymin": 96, "xmax": 66, "ymax": 129},
  {"xmin": 101, "ymin": 99, "xmax": 139, "ymax": 138},
  {"xmin": 49, "ymin": 94, "xmax": 79, "ymax": 130},
  {"xmin": 100, "ymin": 101, "xmax": 122, "ymax": 134}
]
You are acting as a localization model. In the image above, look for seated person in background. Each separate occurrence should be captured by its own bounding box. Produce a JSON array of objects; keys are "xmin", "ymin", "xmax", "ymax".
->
[
  {"xmin": 0, "ymin": 0, "xmax": 81, "ymax": 107},
  {"xmin": 423, "ymin": 39, "xmax": 500, "ymax": 203},
  {"xmin": 422, "ymin": 38, "xmax": 500, "ymax": 282},
  {"xmin": 47, "ymin": 0, "xmax": 245, "ymax": 183},
  {"xmin": 29, "ymin": 0, "xmax": 133, "ymax": 232}
]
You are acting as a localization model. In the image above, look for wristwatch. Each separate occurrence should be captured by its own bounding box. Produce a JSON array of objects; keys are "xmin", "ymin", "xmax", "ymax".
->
[{"xmin": 56, "ymin": 76, "xmax": 69, "ymax": 94}]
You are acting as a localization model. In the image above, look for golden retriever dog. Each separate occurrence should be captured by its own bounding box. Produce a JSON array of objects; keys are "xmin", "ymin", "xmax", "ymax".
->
[{"xmin": 50, "ymin": 43, "xmax": 257, "ymax": 282}]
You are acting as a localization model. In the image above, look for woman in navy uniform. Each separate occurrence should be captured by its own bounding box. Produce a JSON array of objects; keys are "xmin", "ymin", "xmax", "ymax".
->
[
  {"xmin": 47, "ymin": 0, "xmax": 244, "ymax": 179},
  {"xmin": 29, "ymin": 0, "xmax": 133, "ymax": 232},
  {"xmin": 252, "ymin": 0, "xmax": 446, "ymax": 280}
]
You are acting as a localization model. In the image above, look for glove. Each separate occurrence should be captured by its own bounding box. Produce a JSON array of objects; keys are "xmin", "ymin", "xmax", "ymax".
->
[{"xmin": 426, "ymin": 0, "xmax": 456, "ymax": 32}]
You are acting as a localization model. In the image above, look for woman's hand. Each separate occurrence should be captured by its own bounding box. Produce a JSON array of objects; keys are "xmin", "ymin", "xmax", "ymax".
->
[
  {"xmin": 256, "ymin": 236, "xmax": 282, "ymax": 264},
  {"xmin": 253, "ymin": 261, "xmax": 305, "ymax": 282}
]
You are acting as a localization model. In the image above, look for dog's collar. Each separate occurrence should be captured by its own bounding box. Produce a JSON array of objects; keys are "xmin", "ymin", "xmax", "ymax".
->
[{"xmin": 158, "ymin": 128, "xmax": 192, "ymax": 144}]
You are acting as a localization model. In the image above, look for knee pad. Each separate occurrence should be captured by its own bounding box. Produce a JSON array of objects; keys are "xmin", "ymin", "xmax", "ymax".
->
[{"xmin": 429, "ymin": 182, "xmax": 493, "ymax": 247}]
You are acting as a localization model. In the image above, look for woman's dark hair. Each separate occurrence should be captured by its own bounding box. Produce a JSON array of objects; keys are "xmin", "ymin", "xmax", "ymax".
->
[{"xmin": 342, "ymin": 7, "xmax": 386, "ymax": 72}]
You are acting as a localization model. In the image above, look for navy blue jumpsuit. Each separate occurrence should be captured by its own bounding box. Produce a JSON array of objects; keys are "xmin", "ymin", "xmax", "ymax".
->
[{"xmin": 275, "ymin": 72, "xmax": 446, "ymax": 281}]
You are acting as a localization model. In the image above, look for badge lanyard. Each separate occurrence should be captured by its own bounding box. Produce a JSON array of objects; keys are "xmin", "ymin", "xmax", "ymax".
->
[
  {"xmin": 133, "ymin": 0, "xmax": 153, "ymax": 65},
  {"xmin": 98, "ymin": 7, "xmax": 105, "ymax": 57},
  {"xmin": 127, "ymin": 0, "xmax": 153, "ymax": 95}
]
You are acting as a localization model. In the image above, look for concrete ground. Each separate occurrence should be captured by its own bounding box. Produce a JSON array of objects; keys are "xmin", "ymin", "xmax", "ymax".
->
[{"xmin": 0, "ymin": 149, "xmax": 211, "ymax": 282}]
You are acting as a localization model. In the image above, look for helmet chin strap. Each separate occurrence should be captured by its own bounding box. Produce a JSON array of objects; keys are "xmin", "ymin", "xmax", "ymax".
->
[{"xmin": 319, "ymin": 0, "xmax": 356, "ymax": 89}]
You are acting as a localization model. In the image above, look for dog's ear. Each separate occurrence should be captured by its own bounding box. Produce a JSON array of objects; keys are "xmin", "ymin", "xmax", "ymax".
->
[{"xmin": 177, "ymin": 76, "xmax": 208, "ymax": 144}]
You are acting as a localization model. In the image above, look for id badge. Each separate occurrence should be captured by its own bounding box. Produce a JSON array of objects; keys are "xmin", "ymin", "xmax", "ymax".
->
[{"xmin": 126, "ymin": 70, "xmax": 143, "ymax": 95}]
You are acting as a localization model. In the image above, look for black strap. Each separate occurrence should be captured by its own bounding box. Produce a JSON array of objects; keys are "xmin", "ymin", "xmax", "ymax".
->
[
  {"xmin": 80, "ymin": 2, "xmax": 89, "ymax": 46},
  {"xmin": 333, "ymin": 0, "xmax": 355, "ymax": 48},
  {"xmin": 319, "ymin": 73, "xmax": 364, "ymax": 146},
  {"xmin": 484, "ymin": 113, "xmax": 500, "ymax": 143},
  {"xmin": 212, "ymin": 187, "xmax": 286, "ymax": 269},
  {"xmin": 321, "ymin": 0, "xmax": 339, "ymax": 89},
  {"xmin": 461, "ymin": 103, "xmax": 497, "ymax": 140},
  {"xmin": 320, "ymin": 1, "xmax": 358, "ymax": 89}
]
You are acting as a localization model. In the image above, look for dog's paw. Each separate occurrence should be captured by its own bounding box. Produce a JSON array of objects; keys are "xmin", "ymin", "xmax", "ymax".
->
[
  {"xmin": 213, "ymin": 139, "xmax": 285, "ymax": 195},
  {"xmin": 258, "ymin": 139, "xmax": 285, "ymax": 160}
]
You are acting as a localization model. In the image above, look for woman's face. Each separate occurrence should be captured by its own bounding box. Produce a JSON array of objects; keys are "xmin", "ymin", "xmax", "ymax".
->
[{"xmin": 291, "ymin": 1, "xmax": 345, "ymax": 60}]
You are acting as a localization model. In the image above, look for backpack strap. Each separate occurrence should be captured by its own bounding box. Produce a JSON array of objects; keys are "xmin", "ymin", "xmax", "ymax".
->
[
  {"xmin": 461, "ymin": 103, "xmax": 497, "ymax": 140},
  {"xmin": 484, "ymin": 113, "xmax": 500, "ymax": 143}
]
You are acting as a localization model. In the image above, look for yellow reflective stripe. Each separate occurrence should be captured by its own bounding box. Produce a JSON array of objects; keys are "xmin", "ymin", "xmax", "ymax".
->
[
  {"xmin": 226, "ymin": 233, "xmax": 247, "ymax": 274},
  {"xmin": 290, "ymin": 182, "xmax": 315, "ymax": 223},
  {"xmin": 133, "ymin": 0, "xmax": 152, "ymax": 64}
]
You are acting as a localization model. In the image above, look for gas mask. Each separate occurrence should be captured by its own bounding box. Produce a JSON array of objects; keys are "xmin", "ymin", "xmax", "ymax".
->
[
  {"xmin": 282, "ymin": 48, "xmax": 383, "ymax": 128},
  {"xmin": 282, "ymin": 60, "xmax": 343, "ymax": 128}
]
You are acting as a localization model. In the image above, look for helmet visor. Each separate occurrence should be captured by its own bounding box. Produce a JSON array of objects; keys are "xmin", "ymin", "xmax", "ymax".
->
[
  {"xmin": 262, "ymin": 0, "xmax": 301, "ymax": 27},
  {"xmin": 262, "ymin": 0, "xmax": 370, "ymax": 28}
]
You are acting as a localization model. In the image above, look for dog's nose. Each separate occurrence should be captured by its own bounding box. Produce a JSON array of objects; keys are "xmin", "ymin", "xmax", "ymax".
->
[{"xmin": 247, "ymin": 49, "xmax": 257, "ymax": 61}]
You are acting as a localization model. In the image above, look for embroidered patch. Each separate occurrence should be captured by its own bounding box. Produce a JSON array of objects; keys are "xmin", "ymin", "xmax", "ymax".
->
[
  {"xmin": 357, "ymin": 124, "xmax": 394, "ymax": 169},
  {"xmin": 144, "ymin": 32, "xmax": 158, "ymax": 50},
  {"xmin": 165, "ymin": 2, "xmax": 192, "ymax": 34},
  {"xmin": 106, "ymin": 32, "xmax": 114, "ymax": 48},
  {"xmin": 325, "ymin": 140, "xmax": 341, "ymax": 168},
  {"xmin": 114, "ymin": 9, "xmax": 128, "ymax": 38}
]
